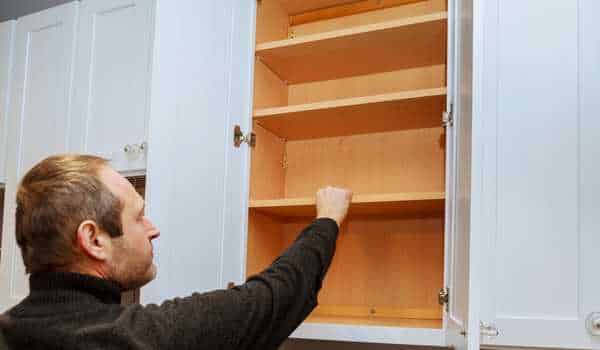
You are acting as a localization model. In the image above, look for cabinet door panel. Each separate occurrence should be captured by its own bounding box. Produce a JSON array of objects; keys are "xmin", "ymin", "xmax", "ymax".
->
[
  {"xmin": 0, "ymin": 2, "xmax": 78, "ymax": 312},
  {"xmin": 71, "ymin": 0, "xmax": 154, "ymax": 173},
  {"xmin": 141, "ymin": 0, "xmax": 254, "ymax": 303},
  {"xmin": 480, "ymin": 0, "xmax": 600, "ymax": 348}
]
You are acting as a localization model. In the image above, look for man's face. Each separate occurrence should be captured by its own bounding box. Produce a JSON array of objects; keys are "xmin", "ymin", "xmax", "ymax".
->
[{"xmin": 99, "ymin": 166, "xmax": 160, "ymax": 290}]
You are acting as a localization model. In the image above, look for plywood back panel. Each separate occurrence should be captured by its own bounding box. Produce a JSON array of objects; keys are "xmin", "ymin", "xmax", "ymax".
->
[
  {"xmin": 253, "ymin": 60, "xmax": 288, "ymax": 109},
  {"xmin": 282, "ymin": 217, "xmax": 444, "ymax": 316},
  {"xmin": 280, "ymin": 0, "xmax": 362, "ymax": 15},
  {"xmin": 256, "ymin": 0, "xmax": 290, "ymax": 43},
  {"xmin": 283, "ymin": 128, "xmax": 445, "ymax": 197},
  {"xmin": 249, "ymin": 123, "xmax": 286, "ymax": 200},
  {"xmin": 291, "ymin": 0, "xmax": 446, "ymax": 36},
  {"xmin": 246, "ymin": 210, "xmax": 285, "ymax": 276},
  {"xmin": 289, "ymin": 0, "xmax": 427, "ymax": 26},
  {"xmin": 287, "ymin": 65, "xmax": 446, "ymax": 105}
]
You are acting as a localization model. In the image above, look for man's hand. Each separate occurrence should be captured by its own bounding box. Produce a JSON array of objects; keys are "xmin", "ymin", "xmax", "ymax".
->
[{"xmin": 316, "ymin": 187, "xmax": 353, "ymax": 227}]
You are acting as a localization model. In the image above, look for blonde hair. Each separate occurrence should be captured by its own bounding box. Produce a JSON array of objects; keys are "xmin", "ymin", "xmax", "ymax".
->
[{"xmin": 15, "ymin": 154, "xmax": 123, "ymax": 273}]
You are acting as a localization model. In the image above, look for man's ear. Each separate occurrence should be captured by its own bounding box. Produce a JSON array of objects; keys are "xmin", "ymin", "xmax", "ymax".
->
[{"xmin": 76, "ymin": 220, "xmax": 111, "ymax": 261}]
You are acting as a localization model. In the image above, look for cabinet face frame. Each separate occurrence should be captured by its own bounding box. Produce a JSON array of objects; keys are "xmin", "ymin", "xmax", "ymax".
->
[{"xmin": 236, "ymin": 0, "xmax": 472, "ymax": 346}]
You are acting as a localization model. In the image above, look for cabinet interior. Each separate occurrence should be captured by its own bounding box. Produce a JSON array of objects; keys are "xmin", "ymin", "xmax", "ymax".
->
[{"xmin": 248, "ymin": 0, "xmax": 447, "ymax": 329}]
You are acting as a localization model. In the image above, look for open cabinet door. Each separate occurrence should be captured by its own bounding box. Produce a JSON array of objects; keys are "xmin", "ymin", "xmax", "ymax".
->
[
  {"xmin": 141, "ymin": 0, "xmax": 256, "ymax": 303},
  {"xmin": 219, "ymin": 1, "xmax": 256, "ymax": 289},
  {"xmin": 444, "ymin": 0, "xmax": 480, "ymax": 349}
]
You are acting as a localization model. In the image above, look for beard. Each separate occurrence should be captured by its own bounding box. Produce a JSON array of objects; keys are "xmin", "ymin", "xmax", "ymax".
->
[
  {"xmin": 110, "ymin": 245, "xmax": 157, "ymax": 291},
  {"xmin": 118, "ymin": 262, "xmax": 156, "ymax": 291}
]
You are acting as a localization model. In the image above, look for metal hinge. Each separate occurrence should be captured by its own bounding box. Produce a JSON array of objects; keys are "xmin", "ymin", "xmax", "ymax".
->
[
  {"xmin": 443, "ymin": 104, "xmax": 454, "ymax": 128},
  {"xmin": 234, "ymin": 125, "xmax": 256, "ymax": 148},
  {"xmin": 438, "ymin": 287, "xmax": 449, "ymax": 311},
  {"xmin": 480, "ymin": 321, "xmax": 500, "ymax": 337}
]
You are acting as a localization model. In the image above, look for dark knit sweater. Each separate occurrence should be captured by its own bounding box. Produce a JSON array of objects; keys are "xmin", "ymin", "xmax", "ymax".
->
[{"xmin": 0, "ymin": 218, "xmax": 339, "ymax": 350}]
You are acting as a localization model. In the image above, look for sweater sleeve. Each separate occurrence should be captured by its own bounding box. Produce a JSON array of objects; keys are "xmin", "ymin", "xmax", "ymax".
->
[{"xmin": 125, "ymin": 217, "xmax": 339, "ymax": 350}]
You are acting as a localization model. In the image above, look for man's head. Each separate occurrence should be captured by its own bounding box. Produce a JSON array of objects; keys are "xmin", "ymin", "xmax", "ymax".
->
[{"xmin": 15, "ymin": 154, "xmax": 160, "ymax": 290}]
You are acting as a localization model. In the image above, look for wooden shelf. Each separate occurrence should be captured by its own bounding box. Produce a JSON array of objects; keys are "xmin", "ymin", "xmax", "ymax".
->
[
  {"xmin": 254, "ymin": 88, "xmax": 446, "ymax": 140},
  {"xmin": 306, "ymin": 315, "xmax": 443, "ymax": 328},
  {"xmin": 249, "ymin": 192, "xmax": 445, "ymax": 218},
  {"xmin": 256, "ymin": 12, "xmax": 447, "ymax": 84},
  {"xmin": 307, "ymin": 305, "xmax": 442, "ymax": 328}
]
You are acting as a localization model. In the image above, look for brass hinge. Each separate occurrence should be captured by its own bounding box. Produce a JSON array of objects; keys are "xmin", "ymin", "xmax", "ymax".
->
[
  {"xmin": 443, "ymin": 103, "xmax": 454, "ymax": 128},
  {"xmin": 234, "ymin": 125, "xmax": 256, "ymax": 148},
  {"xmin": 438, "ymin": 287, "xmax": 449, "ymax": 311},
  {"xmin": 480, "ymin": 321, "xmax": 500, "ymax": 337}
]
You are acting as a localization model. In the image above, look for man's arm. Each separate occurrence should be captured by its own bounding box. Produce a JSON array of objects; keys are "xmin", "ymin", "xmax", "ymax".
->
[{"xmin": 120, "ymin": 187, "xmax": 352, "ymax": 350}]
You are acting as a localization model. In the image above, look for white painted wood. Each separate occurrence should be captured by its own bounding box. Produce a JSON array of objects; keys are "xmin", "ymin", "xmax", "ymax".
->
[
  {"xmin": 443, "ymin": 0, "xmax": 479, "ymax": 349},
  {"xmin": 219, "ymin": 0, "xmax": 256, "ymax": 288},
  {"xmin": 291, "ymin": 324, "xmax": 445, "ymax": 346},
  {"xmin": 443, "ymin": 0, "xmax": 460, "ymax": 342},
  {"xmin": 0, "ymin": 21, "xmax": 16, "ymax": 184},
  {"xmin": 70, "ymin": 0, "xmax": 155, "ymax": 173},
  {"xmin": 479, "ymin": 0, "xmax": 600, "ymax": 348},
  {"xmin": 0, "ymin": 2, "xmax": 79, "ymax": 312},
  {"xmin": 579, "ymin": 0, "xmax": 600, "ymax": 347},
  {"xmin": 141, "ymin": 0, "xmax": 251, "ymax": 303}
]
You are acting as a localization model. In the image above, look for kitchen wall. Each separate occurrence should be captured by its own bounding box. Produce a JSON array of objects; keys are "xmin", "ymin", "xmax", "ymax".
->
[{"xmin": 0, "ymin": 0, "xmax": 71, "ymax": 21}]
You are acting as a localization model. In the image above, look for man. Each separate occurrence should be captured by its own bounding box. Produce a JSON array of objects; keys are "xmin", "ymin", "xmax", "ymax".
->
[{"xmin": 0, "ymin": 154, "xmax": 352, "ymax": 349}]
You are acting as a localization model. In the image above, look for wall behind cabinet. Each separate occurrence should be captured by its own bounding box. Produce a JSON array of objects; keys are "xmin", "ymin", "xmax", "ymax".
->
[{"xmin": 0, "ymin": 0, "xmax": 71, "ymax": 21}]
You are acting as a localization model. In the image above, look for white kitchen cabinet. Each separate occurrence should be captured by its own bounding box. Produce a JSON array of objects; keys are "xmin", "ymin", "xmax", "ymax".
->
[
  {"xmin": 0, "ymin": 2, "xmax": 79, "ymax": 312},
  {"xmin": 143, "ymin": 0, "xmax": 479, "ymax": 348},
  {"xmin": 0, "ymin": 21, "xmax": 15, "ymax": 185},
  {"xmin": 477, "ymin": 0, "xmax": 600, "ymax": 349},
  {"xmin": 0, "ymin": 0, "xmax": 594, "ymax": 349},
  {"xmin": 70, "ymin": 0, "xmax": 155, "ymax": 174}
]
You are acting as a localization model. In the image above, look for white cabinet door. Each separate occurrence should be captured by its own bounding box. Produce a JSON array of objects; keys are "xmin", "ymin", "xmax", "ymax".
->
[
  {"xmin": 443, "ymin": 0, "xmax": 479, "ymax": 349},
  {"xmin": 0, "ymin": 2, "xmax": 78, "ymax": 312},
  {"xmin": 0, "ymin": 21, "xmax": 16, "ymax": 184},
  {"xmin": 219, "ymin": 0, "xmax": 256, "ymax": 289},
  {"xmin": 141, "ymin": 0, "xmax": 254, "ymax": 303},
  {"xmin": 70, "ymin": 0, "xmax": 155, "ymax": 174},
  {"xmin": 479, "ymin": 0, "xmax": 600, "ymax": 348}
]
